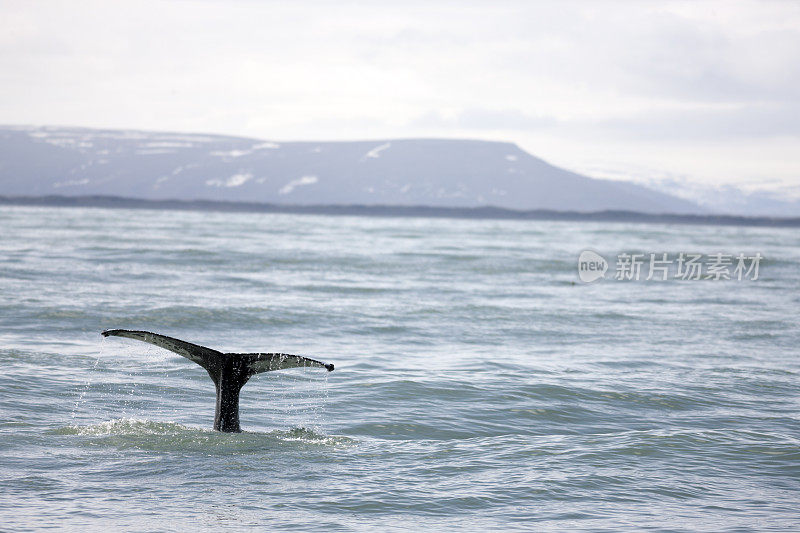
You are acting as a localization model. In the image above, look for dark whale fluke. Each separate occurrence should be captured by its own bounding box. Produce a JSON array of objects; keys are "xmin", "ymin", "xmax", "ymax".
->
[{"xmin": 101, "ymin": 329, "xmax": 333, "ymax": 432}]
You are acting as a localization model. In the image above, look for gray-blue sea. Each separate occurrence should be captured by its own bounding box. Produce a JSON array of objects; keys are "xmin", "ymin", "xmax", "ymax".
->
[{"xmin": 0, "ymin": 205, "xmax": 798, "ymax": 531}]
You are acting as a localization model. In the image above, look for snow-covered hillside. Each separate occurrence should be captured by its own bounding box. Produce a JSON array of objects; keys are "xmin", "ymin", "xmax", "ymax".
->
[{"xmin": 0, "ymin": 126, "xmax": 703, "ymax": 214}]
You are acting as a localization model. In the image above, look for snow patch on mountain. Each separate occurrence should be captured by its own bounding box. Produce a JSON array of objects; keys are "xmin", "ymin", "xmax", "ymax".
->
[
  {"xmin": 362, "ymin": 142, "xmax": 391, "ymax": 160},
  {"xmin": 53, "ymin": 178, "xmax": 90, "ymax": 188},
  {"xmin": 210, "ymin": 149, "xmax": 252, "ymax": 158},
  {"xmin": 252, "ymin": 142, "xmax": 280, "ymax": 150},
  {"xmin": 205, "ymin": 173, "xmax": 253, "ymax": 187},
  {"xmin": 279, "ymin": 175, "xmax": 318, "ymax": 195}
]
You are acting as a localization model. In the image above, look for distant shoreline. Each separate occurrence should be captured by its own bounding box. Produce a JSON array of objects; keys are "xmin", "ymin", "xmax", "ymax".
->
[{"xmin": 2, "ymin": 194, "xmax": 799, "ymax": 227}]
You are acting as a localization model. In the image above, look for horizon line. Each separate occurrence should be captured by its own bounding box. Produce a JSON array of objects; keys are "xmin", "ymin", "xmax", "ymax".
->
[{"xmin": 2, "ymin": 194, "xmax": 798, "ymax": 228}]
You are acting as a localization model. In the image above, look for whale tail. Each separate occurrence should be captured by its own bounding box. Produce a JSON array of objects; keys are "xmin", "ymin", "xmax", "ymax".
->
[{"xmin": 101, "ymin": 329, "xmax": 333, "ymax": 432}]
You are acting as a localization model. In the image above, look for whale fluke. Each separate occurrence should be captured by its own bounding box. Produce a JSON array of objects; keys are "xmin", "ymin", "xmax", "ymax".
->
[{"xmin": 101, "ymin": 329, "xmax": 333, "ymax": 432}]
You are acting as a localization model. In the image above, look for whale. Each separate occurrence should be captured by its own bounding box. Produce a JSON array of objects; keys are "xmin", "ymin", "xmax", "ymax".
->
[{"xmin": 101, "ymin": 329, "xmax": 333, "ymax": 432}]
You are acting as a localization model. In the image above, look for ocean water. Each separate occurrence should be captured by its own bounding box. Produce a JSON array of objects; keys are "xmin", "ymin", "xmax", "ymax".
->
[{"xmin": 0, "ymin": 205, "xmax": 798, "ymax": 531}]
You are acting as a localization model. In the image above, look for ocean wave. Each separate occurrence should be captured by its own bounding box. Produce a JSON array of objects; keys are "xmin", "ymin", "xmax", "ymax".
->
[{"xmin": 51, "ymin": 418, "xmax": 356, "ymax": 452}]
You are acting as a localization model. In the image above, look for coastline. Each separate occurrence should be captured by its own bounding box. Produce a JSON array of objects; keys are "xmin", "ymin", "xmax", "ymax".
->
[{"xmin": 2, "ymin": 194, "xmax": 799, "ymax": 228}]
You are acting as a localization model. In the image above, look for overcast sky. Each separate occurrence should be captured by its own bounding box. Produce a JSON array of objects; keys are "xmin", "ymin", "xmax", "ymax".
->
[{"xmin": 1, "ymin": 0, "xmax": 798, "ymax": 193}]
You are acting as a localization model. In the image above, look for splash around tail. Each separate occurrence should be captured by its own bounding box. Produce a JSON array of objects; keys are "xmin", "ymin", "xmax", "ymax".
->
[{"xmin": 101, "ymin": 329, "xmax": 334, "ymax": 432}]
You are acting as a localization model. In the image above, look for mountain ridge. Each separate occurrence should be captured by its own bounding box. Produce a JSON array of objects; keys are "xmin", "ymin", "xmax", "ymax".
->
[{"xmin": 0, "ymin": 125, "xmax": 703, "ymax": 214}]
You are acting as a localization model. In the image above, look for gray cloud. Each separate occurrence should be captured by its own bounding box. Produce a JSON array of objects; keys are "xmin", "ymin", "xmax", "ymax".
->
[
  {"xmin": 0, "ymin": 0, "xmax": 798, "ymax": 190},
  {"xmin": 413, "ymin": 108, "xmax": 557, "ymax": 131},
  {"xmin": 589, "ymin": 103, "xmax": 800, "ymax": 141}
]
